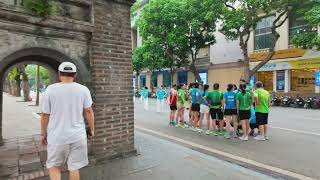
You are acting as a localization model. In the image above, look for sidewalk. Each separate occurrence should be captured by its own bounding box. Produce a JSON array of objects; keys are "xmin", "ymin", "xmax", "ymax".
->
[{"xmin": 40, "ymin": 132, "xmax": 275, "ymax": 180}]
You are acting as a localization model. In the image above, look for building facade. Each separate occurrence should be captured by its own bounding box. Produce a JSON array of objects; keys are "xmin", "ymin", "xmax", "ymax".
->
[{"xmin": 248, "ymin": 13, "xmax": 320, "ymax": 95}]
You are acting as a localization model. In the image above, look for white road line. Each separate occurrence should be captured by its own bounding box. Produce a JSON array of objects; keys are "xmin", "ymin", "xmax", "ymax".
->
[
  {"xmin": 270, "ymin": 126, "xmax": 320, "ymax": 136},
  {"xmin": 135, "ymin": 125, "xmax": 316, "ymax": 180}
]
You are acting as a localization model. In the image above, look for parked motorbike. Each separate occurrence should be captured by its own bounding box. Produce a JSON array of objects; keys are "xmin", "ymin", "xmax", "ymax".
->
[
  {"xmin": 281, "ymin": 96, "xmax": 294, "ymax": 107},
  {"xmin": 293, "ymin": 96, "xmax": 305, "ymax": 108},
  {"xmin": 304, "ymin": 97, "xmax": 314, "ymax": 109},
  {"xmin": 312, "ymin": 97, "xmax": 320, "ymax": 109},
  {"xmin": 271, "ymin": 95, "xmax": 281, "ymax": 106}
]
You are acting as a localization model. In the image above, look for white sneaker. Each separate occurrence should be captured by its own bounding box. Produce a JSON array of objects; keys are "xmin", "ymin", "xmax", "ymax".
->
[
  {"xmin": 239, "ymin": 136, "xmax": 246, "ymax": 141},
  {"xmin": 233, "ymin": 131, "xmax": 238, "ymax": 138},
  {"xmin": 205, "ymin": 130, "xmax": 211, "ymax": 135},
  {"xmin": 265, "ymin": 136, "xmax": 269, "ymax": 140},
  {"xmin": 244, "ymin": 136, "xmax": 249, "ymax": 141},
  {"xmin": 254, "ymin": 135, "xmax": 266, "ymax": 141}
]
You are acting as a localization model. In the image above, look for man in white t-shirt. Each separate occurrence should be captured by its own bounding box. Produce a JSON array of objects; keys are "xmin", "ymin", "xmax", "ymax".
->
[{"xmin": 40, "ymin": 62, "xmax": 95, "ymax": 180}]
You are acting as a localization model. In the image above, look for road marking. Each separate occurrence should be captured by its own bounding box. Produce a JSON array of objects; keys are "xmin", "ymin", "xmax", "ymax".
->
[
  {"xmin": 270, "ymin": 126, "xmax": 320, "ymax": 136},
  {"xmin": 135, "ymin": 125, "xmax": 316, "ymax": 180}
]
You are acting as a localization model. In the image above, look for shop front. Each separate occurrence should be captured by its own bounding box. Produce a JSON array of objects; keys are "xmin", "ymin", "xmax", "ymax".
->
[{"xmin": 250, "ymin": 57, "xmax": 320, "ymax": 94}]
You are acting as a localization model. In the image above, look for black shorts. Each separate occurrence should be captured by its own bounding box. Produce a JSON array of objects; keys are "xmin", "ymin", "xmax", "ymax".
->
[
  {"xmin": 191, "ymin": 103, "xmax": 200, "ymax": 112},
  {"xmin": 170, "ymin": 105, "xmax": 177, "ymax": 111},
  {"xmin": 256, "ymin": 112, "xmax": 269, "ymax": 125},
  {"xmin": 239, "ymin": 110, "xmax": 251, "ymax": 120},
  {"xmin": 224, "ymin": 109, "xmax": 237, "ymax": 116},
  {"xmin": 210, "ymin": 108, "xmax": 224, "ymax": 120},
  {"xmin": 250, "ymin": 123, "xmax": 258, "ymax": 129}
]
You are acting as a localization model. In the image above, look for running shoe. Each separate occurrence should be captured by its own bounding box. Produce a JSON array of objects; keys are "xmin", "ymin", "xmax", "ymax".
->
[
  {"xmin": 224, "ymin": 133, "xmax": 231, "ymax": 139},
  {"xmin": 239, "ymin": 136, "xmax": 248, "ymax": 141},
  {"xmin": 205, "ymin": 130, "xmax": 211, "ymax": 135},
  {"xmin": 254, "ymin": 135, "xmax": 266, "ymax": 141},
  {"xmin": 265, "ymin": 136, "xmax": 269, "ymax": 140},
  {"xmin": 233, "ymin": 131, "xmax": 238, "ymax": 138},
  {"xmin": 218, "ymin": 130, "xmax": 225, "ymax": 136},
  {"xmin": 196, "ymin": 128, "xmax": 203, "ymax": 133},
  {"xmin": 211, "ymin": 130, "xmax": 219, "ymax": 136},
  {"xmin": 175, "ymin": 124, "xmax": 183, "ymax": 128}
]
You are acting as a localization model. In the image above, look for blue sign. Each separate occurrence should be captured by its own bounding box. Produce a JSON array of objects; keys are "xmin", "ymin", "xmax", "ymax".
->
[
  {"xmin": 249, "ymin": 76, "xmax": 255, "ymax": 86},
  {"xmin": 276, "ymin": 71, "xmax": 285, "ymax": 91},
  {"xmin": 315, "ymin": 72, "xmax": 320, "ymax": 86}
]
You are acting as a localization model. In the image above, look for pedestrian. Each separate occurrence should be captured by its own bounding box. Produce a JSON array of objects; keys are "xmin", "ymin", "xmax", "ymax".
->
[
  {"xmin": 253, "ymin": 81, "xmax": 271, "ymax": 141},
  {"xmin": 169, "ymin": 84, "xmax": 178, "ymax": 125},
  {"xmin": 199, "ymin": 84, "xmax": 210, "ymax": 135},
  {"xmin": 190, "ymin": 82, "xmax": 201, "ymax": 131},
  {"xmin": 236, "ymin": 84, "xmax": 252, "ymax": 141},
  {"xmin": 156, "ymin": 86, "xmax": 166, "ymax": 113},
  {"xmin": 205, "ymin": 83, "xmax": 224, "ymax": 136},
  {"xmin": 143, "ymin": 87, "xmax": 149, "ymax": 110},
  {"xmin": 188, "ymin": 83, "xmax": 195, "ymax": 126},
  {"xmin": 140, "ymin": 87, "xmax": 144, "ymax": 102},
  {"xmin": 249, "ymin": 104, "xmax": 258, "ymax": 136},
  {"xmin": 223, "ymin": 84, "xmax": 238, "ymax": 139},
  {"xmin": 176, "ymin": 84, "xmax": 187, "ymax": 127},
  {"xmin": 40, "ymin": 62, "xmax": 95, "ymax": 180}
]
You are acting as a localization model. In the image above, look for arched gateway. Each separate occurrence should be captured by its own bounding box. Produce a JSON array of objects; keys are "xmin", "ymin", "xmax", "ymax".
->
[{"xmin": 0, "ymin": 0, "xmax": 135, "ymax": 162}]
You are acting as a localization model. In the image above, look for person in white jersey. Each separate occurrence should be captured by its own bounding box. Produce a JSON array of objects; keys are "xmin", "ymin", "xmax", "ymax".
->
[{"xmin": 40, "ymin": 62, "xmax": 95, "ymax": 180}]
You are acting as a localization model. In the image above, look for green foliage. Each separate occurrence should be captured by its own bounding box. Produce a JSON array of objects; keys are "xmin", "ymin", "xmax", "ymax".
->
[
  {"xmin": 132, "ymin": 46, "xmax": 146, "ymax": 74},
  {"xmin": 292, "ymin": 2, "xmax": 320, "ymax": 49},
  {"xmin": 7, "ymin": 67, "xmax": 21, "ymax": 81},
  {"xmin": 24, "ymin": 0, "xmax": 56, "ymax": 17},
  {"xmin": 130, "ymin": 0, "xmax": 143, "ymax": 17},
  {"xmin": 138, "ymin": 0, "xmax": 189, "ymax": 71},
  {"xmin": 25, "ymin": 65, "xmax": 50, "ymax": 87}
]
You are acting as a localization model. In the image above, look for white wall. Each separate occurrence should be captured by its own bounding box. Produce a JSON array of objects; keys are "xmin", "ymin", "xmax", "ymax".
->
[{"xmin": 210, "ymin": 31, "xmax": 243, "ymax": 64}]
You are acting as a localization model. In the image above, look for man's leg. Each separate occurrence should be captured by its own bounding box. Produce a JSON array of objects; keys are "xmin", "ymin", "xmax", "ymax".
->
[
  {"xmin": 48, "ymin": 167, "xmax": 61, "ymax": 180},
  {"xmin": 264, "ymin": 124, "xmax": 268, "ymax": 136},
  {"xmin": 69, "ymin": 170, "xmax": 80, "ymax": 180}
]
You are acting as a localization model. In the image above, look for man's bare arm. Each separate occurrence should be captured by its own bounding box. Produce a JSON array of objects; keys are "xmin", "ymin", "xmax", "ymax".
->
[
  {"xmin": 41, "ymin": 113, "xmax": 49, "ymax": 135},
  {"xmin": 85, "ymin": 107, "xmax": 95, "ymax": 136},
  {"xmin": 40, "ymin": 113, "xmax": 49, "ymax": 145}
]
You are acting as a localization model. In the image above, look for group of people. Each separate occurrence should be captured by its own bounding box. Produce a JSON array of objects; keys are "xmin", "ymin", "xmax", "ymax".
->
[{"xmin": 147, "ymin": 79, "xmax": 271, "ymax": 141}]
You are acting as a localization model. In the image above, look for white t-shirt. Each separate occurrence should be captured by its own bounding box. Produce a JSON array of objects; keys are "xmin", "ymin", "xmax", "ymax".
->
[{"xmin": 41, "ymin": 82, "xmax": 93, "ymax": 145}]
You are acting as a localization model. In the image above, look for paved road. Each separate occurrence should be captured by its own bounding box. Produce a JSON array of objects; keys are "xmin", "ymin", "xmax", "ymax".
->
[
  {"xmin": 134, "ymin": 98, "xmax": 320, "ymax": 179},
  {"xmin": 2, "ymin": 93, "xmax": 41, "ymax": 138}
]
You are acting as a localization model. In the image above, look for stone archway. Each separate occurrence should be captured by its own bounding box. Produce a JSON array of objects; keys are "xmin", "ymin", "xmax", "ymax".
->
[{"xmin": 0, "ymin": 47, "xmax": 90, "ymax": 144}]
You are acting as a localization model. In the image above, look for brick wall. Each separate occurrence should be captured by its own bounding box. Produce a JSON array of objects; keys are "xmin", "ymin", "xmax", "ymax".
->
[{"xmin": 90, "ymin": 0, "xmax": 135, "ymax": 161}]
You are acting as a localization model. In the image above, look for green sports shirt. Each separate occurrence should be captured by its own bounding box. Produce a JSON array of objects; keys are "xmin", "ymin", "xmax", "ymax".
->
[
  {"xmin": 206, "ymin": 90, "xmax": 223, "ymax": 109},
  {"xmin": 254, "ymin": 88, "xmax": 270, "ymax": 113},
  {"xmin": 236, "ymin": 92, "xmax": 252, "ymax": 110}
]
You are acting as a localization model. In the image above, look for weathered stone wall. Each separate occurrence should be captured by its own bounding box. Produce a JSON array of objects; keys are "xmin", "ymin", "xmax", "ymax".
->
[
  {"xmin": 0, "ymin": 0, "xmax": 135, "ymax": 161},
  {"xmin": 90, "ymin": 0, "xmax": 135, "ymax": 161}
]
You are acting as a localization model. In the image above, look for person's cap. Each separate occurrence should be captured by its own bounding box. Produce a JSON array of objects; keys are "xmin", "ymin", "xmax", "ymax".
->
[{"xmin": 58, "ymin": 62, "xmax": 77, "ymax": 73}]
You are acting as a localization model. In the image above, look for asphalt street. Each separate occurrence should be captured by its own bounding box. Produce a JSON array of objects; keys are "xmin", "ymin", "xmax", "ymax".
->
[{"xmin": 134, "ymin": 98, "xmax": 320, "ymax": 179}]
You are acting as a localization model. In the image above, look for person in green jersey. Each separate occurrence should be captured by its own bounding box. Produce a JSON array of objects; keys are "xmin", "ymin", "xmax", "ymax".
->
[
  {"xmin": 176, "ymin": 84, "xmax": 187, "ymax": 126},
  {"xmin": 205, "ymin": 83, "xmax": 224, "ymax": 135},
  {"xmin": 236, "ymin": 84, "xmax": 252, "ymax": 141},
  {"xmin": 253, "ymin": 81, "xmax": 271, "ymax": 141}
]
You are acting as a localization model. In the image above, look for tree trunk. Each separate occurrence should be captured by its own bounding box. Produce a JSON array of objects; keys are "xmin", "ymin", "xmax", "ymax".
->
[
  {"xmin": 135, "ymin": 72, "xmax": 140, "ymax": 89},
  {"xmin": 18, "ymin": 65, "xmax": 31, "ymax": 102},
  {"xmin": 35, "ymin": 65, "xmax": 40, "ymax": 106},
  {"xmin": 14, "ymin": 79, "xmax": 21, "ymax": 97},
  {"xmin": 190, "ymin": 54, "xmax": 201, "ymax": 83}
]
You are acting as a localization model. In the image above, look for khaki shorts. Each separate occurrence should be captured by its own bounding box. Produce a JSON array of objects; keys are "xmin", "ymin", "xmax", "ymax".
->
[
  {"xmin": 46, "ymin": 138, "xmax": 88, "ymax": 171},
  {"xmin": 200, "ymin": 104, "xmax": 210, "ymax": 114}
]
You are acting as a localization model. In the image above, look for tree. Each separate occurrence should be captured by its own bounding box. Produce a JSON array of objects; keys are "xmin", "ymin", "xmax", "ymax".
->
[
  {"xmin": 220, "ymin": 0, "xmax": 313, "ymax": 81},
  {"xmin": 182, "ymin": 0, "xmax": 223, "ymax": 82},
  {"xmin": 137, "ymin": 0, "xmax": 190, "ymax": 84},
  {"xmin": 132, "ymin": 46, "xmax": 146, "ymax": 88},
  {"xmin": 18, "ymin": 64, "xmax": 31, "ymax": 102},
  {"xmin": 292, "ymin": 2, "xmax": 320, "ymax": 49},
  {"xmin": 7, "ymin": 67, "xmax": 21, "ymax": 97}
]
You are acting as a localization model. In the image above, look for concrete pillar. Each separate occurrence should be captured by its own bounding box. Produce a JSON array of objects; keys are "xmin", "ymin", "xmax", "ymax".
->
[
  {"xmin": 273, "ymin": 71, "xmax": 277, "ymax": 92},
  {"xmin": 285, "ymin": 70, "xmax": 290, "ymax": 93}
]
